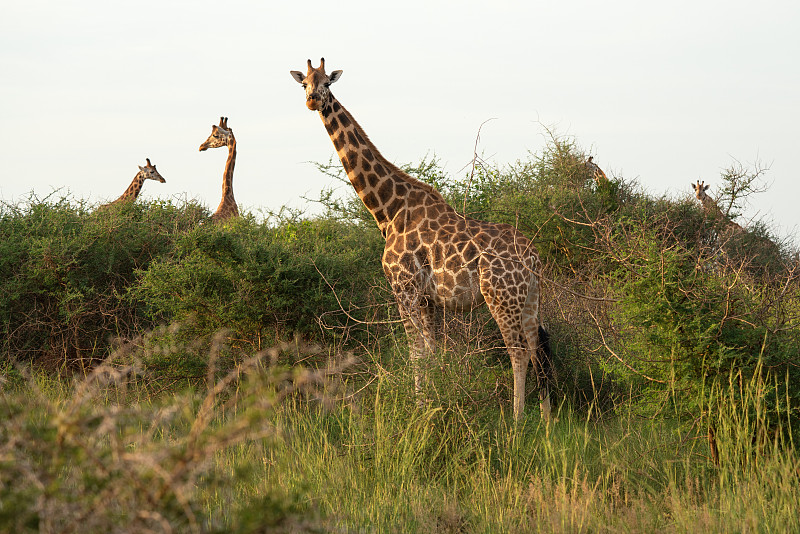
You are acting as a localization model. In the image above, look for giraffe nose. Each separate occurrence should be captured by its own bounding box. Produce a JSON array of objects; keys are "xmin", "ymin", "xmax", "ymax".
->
[{"xmin": 306, "ymin": 96, "xmax": 321, "ymax": 111}]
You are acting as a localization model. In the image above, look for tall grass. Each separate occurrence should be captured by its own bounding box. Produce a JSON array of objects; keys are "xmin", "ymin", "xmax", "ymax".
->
[
  {"xmin": 0, "ymin": 337, "xmax": 349, "ymax": 533},
  {"xmin": 209, "ymin": 350, "xmax": 798, "ymax": 533},
  {"xmin": 1, "ymin": 337, "xmax": 798, "ymax": 532}
]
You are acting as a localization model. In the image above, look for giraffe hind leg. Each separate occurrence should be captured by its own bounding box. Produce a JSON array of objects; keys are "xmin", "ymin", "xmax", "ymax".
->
[
  {"xmin": 536, "ymin": 325, "xmax": 553, "ymax": 421},
  {"xmin": 520, "ymin": 273, "xmax": 552, "ymax": 421}
]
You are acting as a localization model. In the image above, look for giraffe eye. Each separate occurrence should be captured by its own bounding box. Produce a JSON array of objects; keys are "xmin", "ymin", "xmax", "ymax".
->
[{"xmin": 302, "ymin": 83, "xmax": 307, "ymax": 89}]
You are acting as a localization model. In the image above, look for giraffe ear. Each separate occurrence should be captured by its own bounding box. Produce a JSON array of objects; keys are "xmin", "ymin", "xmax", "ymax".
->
[
  {"xmin": 290, "ymin": 71, "xmax": 305, "ymax": 84},
  {"xmin": 328, "ymin": 70, "xmax": 343, "ymax": 84},
  {"xmin": 704, "ymin": 185, "xmax": 710, "ymax": 191}
]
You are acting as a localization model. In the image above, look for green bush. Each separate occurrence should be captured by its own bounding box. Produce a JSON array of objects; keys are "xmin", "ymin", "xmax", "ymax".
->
[
  {"xmin": 130, "ymin": 213, "xmax": 385, "ymax": 354},
  {"xmin": 0, "ymin": 194, "xmax": 205, "ymax": 369}
]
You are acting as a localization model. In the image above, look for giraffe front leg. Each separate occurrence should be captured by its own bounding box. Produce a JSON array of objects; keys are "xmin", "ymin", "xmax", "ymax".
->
[
  {"xmin": 402, "ymin": 316, "xmax": 429, "ymax": 400},
  {"xmin": 396, "ymin": 293, "xmax": 435, "ymax": 406},
  {"xmin": 539, "ymin": 387, "xmax": 552, "ymax": 421},
  {"xmin": 385, "ymin": 252, "xmax": 436, "ymax": 408}
]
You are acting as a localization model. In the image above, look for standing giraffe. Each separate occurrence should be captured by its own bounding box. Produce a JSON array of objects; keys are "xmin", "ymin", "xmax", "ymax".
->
[
  {"xmin": 103, "ymin": 158, "xmax": 166, "ymax": 207},
  {"xmin": 291, "ymin": 58, "xmax": 551, "ymax": 420},
  {"xmin": 199, "ymin": 116, "xmax": 240, "ymax": 222}
]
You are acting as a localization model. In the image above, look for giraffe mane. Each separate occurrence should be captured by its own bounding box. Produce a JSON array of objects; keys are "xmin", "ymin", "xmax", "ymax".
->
[{"xmin": 344, "ymin": 108, "xmax": 447, "ymax": 203}]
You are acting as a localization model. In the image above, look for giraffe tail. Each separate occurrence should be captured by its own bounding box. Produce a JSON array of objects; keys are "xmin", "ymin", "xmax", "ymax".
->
[{"xmin": 537, "ymin": 325, "xmax": 554, "ymax": 384}]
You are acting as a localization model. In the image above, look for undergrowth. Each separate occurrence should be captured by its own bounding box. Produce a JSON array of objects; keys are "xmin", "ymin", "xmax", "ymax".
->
[{"xmin": 2, "ymin": 135, "xmax": 799, "ymax": 531}]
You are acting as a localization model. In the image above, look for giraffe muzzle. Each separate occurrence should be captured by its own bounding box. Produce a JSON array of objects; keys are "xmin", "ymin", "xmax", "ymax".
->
[{"xmin": 306, "ymin": 95, "xmax": 322, "ymax": 111}]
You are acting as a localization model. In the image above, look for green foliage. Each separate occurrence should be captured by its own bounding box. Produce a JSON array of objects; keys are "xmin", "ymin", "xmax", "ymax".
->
[
  {"xmin": 404, "ymin": 137, "xmax": 800, "ymax": 433},
  {"xmin": 2, "ymin": 344, "xmax": 798, "ymax": 533},
  {"xmin": 0, "ymin": 193, "xmax": 384, "ymax": 372},
  {"xmin": 575, "ymin": 177, "xmax": 800, "ymax": 432},
  {"xmin": 130, "ymin": 214, "xmax": 384, "ymax": 353},
  {"xmin": 249, "ymin": 365, "xmax": 800, "ymax": 533},
  {"xmin": 0, "ymin": 194, "xmax": 205, "ymax": 368}
]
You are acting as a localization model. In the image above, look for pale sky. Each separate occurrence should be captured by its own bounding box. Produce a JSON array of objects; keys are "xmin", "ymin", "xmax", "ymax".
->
[{"xmin": 2, "ymin": 1, "xmax": 799, "ymax": 238}]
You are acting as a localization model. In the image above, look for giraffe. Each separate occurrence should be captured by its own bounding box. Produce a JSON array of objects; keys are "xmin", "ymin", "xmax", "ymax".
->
[
  {"xmin": 691, "ymin": 179, "xmax": 787, "ymax": 271},
  {"xmin": 586, "ymin": 156, "xmax": 609, "ymax": 187},
  {"xmin": 691, "ymin": 180, "xmax": 743, "ymax": 234},
  {"xmin": 103, "ymin": 158, "xmax": 165, "ymax": 207},
  {"xmin": 291, "ymin": 58, "xmax": 552, "ymax": 420},
  {"xmin": 199, "ymin": 116, "xmax": 240, "ymax": 222}
]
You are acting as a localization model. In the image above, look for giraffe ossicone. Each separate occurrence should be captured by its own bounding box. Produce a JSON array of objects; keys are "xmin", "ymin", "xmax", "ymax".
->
[
  {"xmin": 291, "ymin": 58, "xmax": 553, "ymax": 421},
  {"xmin": 199, "ymin": 116, "xmax": 240, "ymax": 222}
]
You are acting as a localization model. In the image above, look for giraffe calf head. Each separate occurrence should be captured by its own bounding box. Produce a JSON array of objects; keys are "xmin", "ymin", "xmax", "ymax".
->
[
  {"xmin": 290, "ymin": 57, "xmax": 343, "ymax": 111},
  {"xmin": 139, "ymin": 158, "xmax": 166, "ymax": 183},
  {"xmin": 199, "ymin": 117, "xmax": 234, "ymax": 151}
]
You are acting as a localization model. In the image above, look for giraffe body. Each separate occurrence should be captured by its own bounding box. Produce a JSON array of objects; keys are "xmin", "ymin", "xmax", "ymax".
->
[
  {"xmin": 103, "ymin": 158, "xmax": 165, "ymax": 207},
  {"xmin": 200, "ymin": 117, "xmax": 240, "ymax": 222},
  {"xmin": 292, "ymin": 59, "xmax": 551, "ymax": 420}
]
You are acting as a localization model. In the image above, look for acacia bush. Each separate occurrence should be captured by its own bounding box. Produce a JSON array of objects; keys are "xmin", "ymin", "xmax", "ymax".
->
[
  {"xmin": 130, "ymin": 213, "xmax": 385, "ymax": 355},
  {"xmin": 309, "ymin": 138, "xmax": 800, "ymax": 434},
  {"xmin": 0, "ymin": 195, "xmax": 206, "ymax": 369},
  {"xmin": 0, "ymin": 195, "xmax": 384, "ymax": 374}
]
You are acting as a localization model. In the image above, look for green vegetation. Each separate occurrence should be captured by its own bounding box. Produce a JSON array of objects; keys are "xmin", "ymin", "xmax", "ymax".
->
[{"xmin": 1, "ymin": 137, "xmax": 798, "ymax": 531}]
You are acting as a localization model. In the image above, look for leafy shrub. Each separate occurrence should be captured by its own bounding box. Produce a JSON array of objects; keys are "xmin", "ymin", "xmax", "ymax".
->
[
  {"xmin": 130, "ymin": 213, "xmax": 385, "ymax": 354},
  {"xmin": 0, "ymin": 194, "xmax": 205, "ymax": 369}
]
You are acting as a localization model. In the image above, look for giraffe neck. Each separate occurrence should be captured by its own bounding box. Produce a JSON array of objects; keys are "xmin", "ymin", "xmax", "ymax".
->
[
  {"xmin": 211, "ymin": 138, "xmax": 238, "ymax": 220},
  {"xmin": 700, "ymin": 196, "xmax": 725, "ymax": 219},
  {"xmin": 221, "ymin": 138, "xmax": 236, "ymax": 204},
  {"xmin": 118, "ymin": 172, "xmax": 145, "ymax": 202},
  {"xmin": 318, "ymin": 95, "xmax": 448, "ymax": 234},
  {"xmin": 699, "ymin": 196, "xmax": 742, "ymax": 232}
]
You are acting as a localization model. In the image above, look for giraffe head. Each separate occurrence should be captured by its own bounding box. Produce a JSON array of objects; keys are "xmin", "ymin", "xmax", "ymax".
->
[
  {"xmin": 290, "ymin": 58, "xmax": 343, "ymax": 111},
  {"xmin": 692, "ymin": 180, "xmax": 710, "ymax": 201},
  {"xmin": 586, "ymin": 156, "xmax": 608, "ymax": 183},
  {"xmin": 139, "ymin": 158, "xmax": 166, "ymax": 183},
  {"xmin": 199, "ymin": 117, "xmax": 235, "ymax": 151}
]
